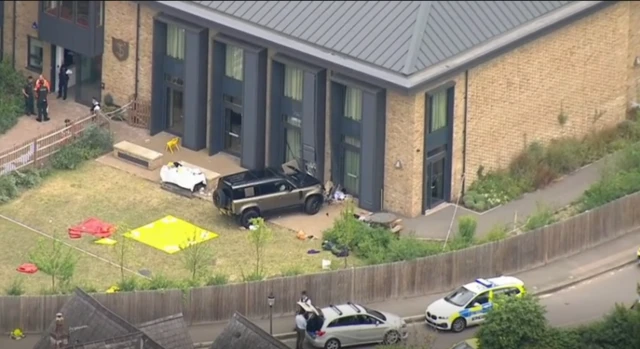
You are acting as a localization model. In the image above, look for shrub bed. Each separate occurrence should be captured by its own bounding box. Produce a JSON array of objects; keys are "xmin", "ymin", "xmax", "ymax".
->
[
  {"xmin": 51, "ymin": 125, "xmax": 113, "ymax": 170},
  {"xmin": 463, "ymin": 118, "xmax": 640, "ymax": 212},
  {"xmin": 0, "ymin": 60, "xmax": 27, "ymax": 134}
]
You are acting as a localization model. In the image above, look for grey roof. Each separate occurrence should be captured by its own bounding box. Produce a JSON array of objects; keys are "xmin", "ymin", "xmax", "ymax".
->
[
  {"xmin": 138, "ymin": 314, "xmax": 194, "ymax": 349},
  {"xmin": 192, "ymin": 1, "xmax": 570, "ymax": 75},
  {"xmin": 210, "ymin": 312, "xmax": 289, "ymax": 349},
  {"xmin": 156, "ymin": 1, "xmax": 607, "ymax": 90},
  {"xmin": 64, "ymin": 333, "xmax": 164, "ymax": 349}
]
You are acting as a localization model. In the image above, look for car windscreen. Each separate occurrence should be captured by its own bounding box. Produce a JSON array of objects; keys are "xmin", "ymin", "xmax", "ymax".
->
[
  {"xmin": 444, "ymin": 286, "xmax": 477, "ymax": 307},
  {"xmin": 363, "ymin": 306, "xmax": 387, "ymax": 321}
]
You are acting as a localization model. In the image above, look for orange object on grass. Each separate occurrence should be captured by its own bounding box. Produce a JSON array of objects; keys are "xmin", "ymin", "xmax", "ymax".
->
[{"xmin": 17, "ymin": 263, "xmax": 38, "ymax": 274}]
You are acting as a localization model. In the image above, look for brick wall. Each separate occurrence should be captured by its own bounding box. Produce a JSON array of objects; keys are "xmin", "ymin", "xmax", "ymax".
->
[
  {"xmin": 384, "ymin": 2, "xmax": 638, "ymax": 217},
  {"xmin": 4, "ymin": 1, "xmax": 51, "ymax": 78},
  {"xmin": 102, "ymin": 2, "xmax": 155, "ymax": 106}
]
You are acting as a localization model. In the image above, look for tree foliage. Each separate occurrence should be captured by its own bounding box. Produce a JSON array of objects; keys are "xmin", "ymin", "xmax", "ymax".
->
[
  {"xmin": 180, "ymin": 229, "xmax": 215, "ymax": 281},
  {"xmin": 477, "ymin": 294, "xmax": 548, "ymax": 349},
  {"xmin": 29, "ymin": 236, "xmax": 78, "ymax": 291}
]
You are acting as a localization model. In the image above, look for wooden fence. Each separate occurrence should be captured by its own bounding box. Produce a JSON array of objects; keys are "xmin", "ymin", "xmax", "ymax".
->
[
  {"xmin": 0, "ymin": 114, "xmax": 109, "ymax": 175},
  {"xmin": 2, "ymin": 191, "xmax": 639, "ymax": 333}
]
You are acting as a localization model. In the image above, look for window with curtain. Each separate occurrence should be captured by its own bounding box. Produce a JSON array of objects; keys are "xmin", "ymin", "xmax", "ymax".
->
[
  {"xmin": 225, "ymin": 45, "xmax": 244, "ymax": 81},
  {"xmin": 28, "ymin": 36, "xmax": 44, "ymax": 72},
  {"xmin": 166, "ymin": 24, "xmax": 186, "ymax": 60},
  {"xmin": 429, "ymin": 90, "xmax": 448, "ymax": 132},
  {"xmin": 343, "ymin": 136, "xmax": 361, "ymax": 196},
  {"xmin": 344, "ymin": 86, "xmax": 363, "ymax": 121},
  {"xmin": 284, "ymin": 115, "xmax": 302, "ymax": 162},
  {"xmin": 284, "ymin": 65, "xmax": 303, "ymax": 101}
]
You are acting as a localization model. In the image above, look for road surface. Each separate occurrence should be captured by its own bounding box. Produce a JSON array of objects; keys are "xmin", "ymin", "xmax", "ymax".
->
[{"xmin": 283, "ymin": 264, "xmax": 640, "ymax": 349}]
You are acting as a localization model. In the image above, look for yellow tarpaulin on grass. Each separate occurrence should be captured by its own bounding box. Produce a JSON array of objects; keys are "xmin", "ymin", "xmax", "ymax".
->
[
  {"xmin": 124, "ymin": 215, "xmax": 218, "ymax": 254},
  {"xmin": 94, "ymin": 238, "xmax": 117, "ymax": 245}
]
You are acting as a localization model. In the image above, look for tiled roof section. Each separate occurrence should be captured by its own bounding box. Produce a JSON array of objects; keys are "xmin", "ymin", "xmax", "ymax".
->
[
  {"xmin": 138, "ymin": 314, "xmax": 194, "ymax": 349},
  {"xmin": 210, "ymin": 312, "xmax": 290, "ymax": 349},
  {"xmin": 33, "ymin": 289, "xmax": 140, "ymax": 349},
  {"xmin": 64, "ymin": 332, "xmax": 165, "ymax": 349},
  {"xmin": 191, "ymin": 1, "xmax": 571, "ymax": 75}
]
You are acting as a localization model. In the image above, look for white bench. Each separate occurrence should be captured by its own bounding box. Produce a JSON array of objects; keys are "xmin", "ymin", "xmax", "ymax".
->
[
  {"xmin": 113, "ymin": 141, "xmax": 164, "ymax": 170},
  {"xmin": 180, "ymin": 161, "xmax": 220, "ymax": 190}
]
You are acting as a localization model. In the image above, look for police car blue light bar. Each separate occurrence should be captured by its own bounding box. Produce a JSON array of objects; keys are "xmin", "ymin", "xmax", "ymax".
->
[{"xmin": 475, "ymin": 278, "xmax": 495, "ymax": 288}]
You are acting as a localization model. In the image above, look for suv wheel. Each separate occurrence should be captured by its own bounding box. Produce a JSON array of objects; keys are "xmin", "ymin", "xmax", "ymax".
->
[
  {"xmin": 324, "ymin": 338, "xmax": 341, "ymax": 349},
  {"xmin": 240, "ymin": 209, "xmax": 260, "ymax": 229},
  {"xmin": 304, "ymin": 195, "xmax": 323, "ymax": 215},
  {"xmin": 213, "ymin": 189, "xmax": 229, "ymax": 208}
]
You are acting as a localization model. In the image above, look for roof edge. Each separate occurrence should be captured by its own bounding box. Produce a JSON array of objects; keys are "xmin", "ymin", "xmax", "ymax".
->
[
  {"xmin": 407, "ymin": 0, "xmax": 608, "ymax": 88},
  {"xmin": 402, "ymin": 1, "xmax": 433, "ymax": 75}
]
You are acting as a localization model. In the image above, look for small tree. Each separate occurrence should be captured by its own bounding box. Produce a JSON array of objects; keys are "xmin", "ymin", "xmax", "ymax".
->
[
  {"xmin": 112, "ymin": 225, "xmax": 132, "ymax": 283},
  {"xmin": 477, "ymin": 294, "xmax": 547, "ymax": 349},
  {"xmin": 180, "ymin": 229, "xmax": 215, "ymax": 281},
  {"xmin": 247, "ymin": 217, "xmax": 272, "ymax": 277},
  {"xmin": 29, "ymin": 236, "xmax": 78, "ymax": 291}
]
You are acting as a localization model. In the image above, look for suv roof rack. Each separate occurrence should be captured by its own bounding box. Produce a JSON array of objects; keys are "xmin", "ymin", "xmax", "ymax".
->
[
  {"xmin": 328, "ymin": 304, "xmax": 343, "ymax": 316},
  {"xmin": 346, "ymin": 302, "xmax": 361, "ymax": 313}
]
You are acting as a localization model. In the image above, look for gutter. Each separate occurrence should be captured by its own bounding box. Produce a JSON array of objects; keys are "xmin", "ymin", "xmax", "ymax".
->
[
  {"xmin": 11, "ymin": 0, "xmax": 16, "ymax": 69},
  {"xmin": 154, "ymin": 0, "xmax": 606, "ymax": 92},
  {"xmin": 461, "ymin": 70, "xmax": 469, "ymax": 197},
  {"xmin": 134, "ymin": 3, "xmax": 141, "ymax": 99}
]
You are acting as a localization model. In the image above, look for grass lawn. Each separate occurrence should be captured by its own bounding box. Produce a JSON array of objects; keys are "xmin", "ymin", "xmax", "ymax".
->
[
  {"xmin": 0, "ymin": 219, "xmax": 121, "ymax": 294},
  {"xmin": 0, "ymin": 162, "xmax": 356, "ymax": 291}
]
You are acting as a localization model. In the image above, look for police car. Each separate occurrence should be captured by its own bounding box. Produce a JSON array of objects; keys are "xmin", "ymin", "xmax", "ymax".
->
[{"xmin": 425, "ymin": 276, "xmax": 525, "ymax": 332}]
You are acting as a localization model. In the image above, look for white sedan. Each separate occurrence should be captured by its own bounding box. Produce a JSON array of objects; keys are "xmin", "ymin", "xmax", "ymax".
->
[{"xmin": 160, "ymin": 162, "xmax": 207, "ymax": 193}]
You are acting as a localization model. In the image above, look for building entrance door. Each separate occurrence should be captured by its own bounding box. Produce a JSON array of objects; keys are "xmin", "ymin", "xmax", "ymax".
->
[
  {"xmin": 424, "ymin": 149, "xmax": 447, "ymax": 209},
  {"xmin": 223, "ymin": 95, "xmax": 242, "ymax": 156},
  {"xmin": 165, "ymin": 87, "xmax": 184, "ymax": 136}
]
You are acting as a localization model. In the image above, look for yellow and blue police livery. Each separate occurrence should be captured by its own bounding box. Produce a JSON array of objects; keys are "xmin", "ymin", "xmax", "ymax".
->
[{"xmin": 425, "ymin": 276, "xmax": 525, "ymax": 333}]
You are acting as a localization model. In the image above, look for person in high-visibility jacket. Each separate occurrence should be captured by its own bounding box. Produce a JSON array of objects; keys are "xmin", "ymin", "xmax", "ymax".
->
[{"xmin": 35, "ymin": 75, "xmax": 51, "ymax": 122}]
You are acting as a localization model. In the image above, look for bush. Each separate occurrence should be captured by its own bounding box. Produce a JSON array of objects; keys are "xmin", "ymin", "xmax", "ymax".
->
[
  {"xmin": 464, "ymin": 172, "xmax": 521, "ymax": 211},
  {"xmin": 4, "ymin": 278, "xmax": 25, "ymax": 296},
  {"xmin": 456, "ymin": 216, "xmax": 477, "ymax": 244},
  {"xmin": 143, "ymin": 274, "xmax": 176, "ymax": 290},
  {"xmin": 579, "ymin": 171, "xmax": 640, "ymax": 212},
  {"xmin": 117, "ymin": 277, "xmax": 140, "ymax": 292},
  {"xmin": 205, "ymin": 273, "xmax": 229, "ymax": 286},
  {"xmin": 0, "ymin": 60, "xmax": 25, "ymax": 134},
  {"xmin": 0, "ymin": 175, "xmax": 19, "ymax": 203},
  {"xmin": 281, "ymin": 266, "xmax": 304, "ymax": 277},
  {"xmin": 51, "ymin": 125, "xmax": 113, "ymax": 170},
  {"xmin": 479, "ymin": 224, "xmax": 509, "ymax": 243},
  {"xmin": 523, "ymin": 204, "xmax": 557, "ymax": 231},
  {"xmin": 544, "ymin": 138, "xmax": 586, "ymax": 175}
]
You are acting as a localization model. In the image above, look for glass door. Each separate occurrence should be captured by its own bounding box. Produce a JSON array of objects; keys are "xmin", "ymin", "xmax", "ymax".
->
[
  {"xmin": 342, "ymin": 136, "xmax": 361, "ymax": 197},
  {"xmin": 166, "ymin": 87, "xmax": 184, "ymax": 136},
  {"xmin": 284, "ymin": 114, "xmax": 302, "ymax": 164},
  {"xmin": 76, "ymin": 54, "xmax": 102, "ymax": 106},
  {"xmin": 224, "ymin": 107, "xmax": 242, "ymax": 155},
  {"xmin": 426, "ymin": 156, "xmax": 446, "ymax": 208}
]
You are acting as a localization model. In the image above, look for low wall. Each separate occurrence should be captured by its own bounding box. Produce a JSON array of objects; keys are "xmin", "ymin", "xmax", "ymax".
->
[{"xmin": 2, "ymin": 190, "xmax": 639, "ymax": 333}]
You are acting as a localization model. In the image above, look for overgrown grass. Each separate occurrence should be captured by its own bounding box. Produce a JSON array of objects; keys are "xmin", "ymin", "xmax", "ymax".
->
[{"xmin": 463, "ymin": 118, "xmax": 640, "ymax": 212}]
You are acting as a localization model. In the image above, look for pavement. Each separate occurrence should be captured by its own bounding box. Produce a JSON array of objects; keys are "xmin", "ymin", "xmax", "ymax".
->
[
  {"xmin": 404, "ymin": 157, "xmax": 607, "ymax": 239},
  {"xmin": 4, "ymin": 229, "xmax": 636, "ymax": 349}
]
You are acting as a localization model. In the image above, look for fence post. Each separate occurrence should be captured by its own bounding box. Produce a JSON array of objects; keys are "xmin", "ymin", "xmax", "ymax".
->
[{"xmin": 32, "ymin": 140, "xmax": 38, "ymax": 166}]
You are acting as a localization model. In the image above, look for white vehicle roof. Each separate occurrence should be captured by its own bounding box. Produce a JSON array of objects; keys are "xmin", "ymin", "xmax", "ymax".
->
[{"xmin": 462, "ymin": 276, "xmax": 524, "ymax": 294}]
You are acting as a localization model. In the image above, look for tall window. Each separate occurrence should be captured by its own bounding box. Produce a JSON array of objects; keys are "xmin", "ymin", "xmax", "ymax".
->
[
  {"xmin": 76, "ymin": 1, "xmax": 89, "ymax": 27},
  {"xmin": 43, "ymin": 1, "xmax": 59, "ymax": 16},
  {"xmin": 28, "ymin": 36, "xmax": 44, "ymax": 72},
  {"xmin": 284, "ymin": 65, "xmax": 303, "ymax": 101},
  {"xmin": 284, "ymin": 115, "xmax": 302, "ymax": 162},
  {"xmin": 429, "ymin": 90, "xmax": 448, "ymax": 132},
  {"xmin": 344, "ymin": 87, "xmax": 362, "ymax": 121},
  {"xmin": 59, "ymin": 1, "xmax": 74, "ymax": 21},
  {"xmin": 166, "ymin": 24, "xmax": 186, "ymax": 60},
  {"xmin": 343, "ymin": 136, "xmax": 361, "ymax": 196},
  {"xmin": 225, "ymin": 45, "xmax": 244, "ymax": 81}
]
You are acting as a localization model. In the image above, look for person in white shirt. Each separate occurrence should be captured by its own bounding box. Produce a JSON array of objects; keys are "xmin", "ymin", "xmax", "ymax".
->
[
  {"xmin": 294, "ymin": 309, "xmax": 307, "ymax": 349},
  {"xmin": 299, "ymin": 290, "xmax": 312, "ymax": 306}
]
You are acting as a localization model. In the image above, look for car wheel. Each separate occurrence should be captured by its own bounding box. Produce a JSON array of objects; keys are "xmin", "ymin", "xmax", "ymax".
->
[
  {"xmin": 193, "ymin": 182, "xmax": 206, "ymax": 193},
  {"xmin": 451, "ymin": 318, "xmax": 466, "ymax": 333},
  {"xmin": 324, "ymin": 338, "xmax": 341, "ymax": 349},
  {"xmin": 383, "ymin": 330, "xmax": 401, "ymax": 345},
  {"xmin": 240, "ymin": 209, "xmax": 260, "ymax": 229},
  {"xmin": 304, "ymin": 195, "xmax": 323, "ymax": 215},
  {"xmin": 212, "ymin": 189, "xmax": 227, "ymax": 207}
]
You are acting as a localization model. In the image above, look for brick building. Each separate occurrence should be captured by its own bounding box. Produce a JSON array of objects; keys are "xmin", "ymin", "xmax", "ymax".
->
[{"xmin": 1, "ymin": 1, "xmax": 637, "ymax": 217}]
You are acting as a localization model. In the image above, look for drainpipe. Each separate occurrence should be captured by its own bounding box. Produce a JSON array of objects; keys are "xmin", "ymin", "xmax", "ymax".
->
[
  {"xmin": 11, "ymin": 0, "xmax": 17, "ymax": 68},
  {"xmin": 134, "ymin": 3, "xmax": 141, "ymax": 99},
  {"xmin": 461, "ymin": 69, "xmax": 469, "ymax": 197}
]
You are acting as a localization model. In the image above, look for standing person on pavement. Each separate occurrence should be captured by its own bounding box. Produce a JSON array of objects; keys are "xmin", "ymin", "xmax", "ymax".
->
[
  {"xmin": 57, "ymin": 65, "xmax": 70, "ymax": 100},
  {"xmin": 35, "ymin": 75, "xmax": 51, "ymax": 122},
  {"xmin": 299, "ymin": 290, "xmax": 312, "ymax": 306},
  {"xmin": 295, "ymin": 308, "xmax": 307, "ymax": 349},
  {"xmin": 22, "ymin": 76, "xmax": 35, "ymax": 116}
]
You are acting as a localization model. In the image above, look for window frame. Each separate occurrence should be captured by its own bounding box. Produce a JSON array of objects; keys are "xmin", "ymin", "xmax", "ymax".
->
[
  {"xmin": 75, "ymin": 0, "xmax": 90, "ymax": 28},
  {"xmin": 166, "ymin": 23, "xmax": 186, "ymax": 61},
  {"xmin": 344, "ymin": 86, "xmax": 363, "ymax": 121},
  {"xmin": 27, "ymin": 36, "xmax": 44, "ymax": 73},
  {"xmin": 58, "ymin": 0, "xmax": 75, "ymax": 22},
  {"xmin": 42, "ymin": 1, "xmax": 60, "ymax": 17},
  {"xmin": 283, "ymin": 64, "xmax": 304, "ymax": 101},
  {"xmin": 224, "ymin": 44, "xmax": 244, "ymax": 81}
]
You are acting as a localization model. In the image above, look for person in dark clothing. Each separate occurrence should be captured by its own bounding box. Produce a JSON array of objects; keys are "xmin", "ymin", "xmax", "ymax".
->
[
  {"xmin": 57, "ymin": 65, "xmax": 70, "ymax": 100},
  {"xmin": 36, "ymin": 76, "xmax": 51, "ymax": 122},
  {"xmin": 22, "ymin": 76, "xmax": 35, "ymax": 116}
]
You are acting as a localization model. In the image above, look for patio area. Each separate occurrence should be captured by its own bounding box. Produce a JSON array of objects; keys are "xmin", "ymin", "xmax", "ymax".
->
[{"xmin": 0, "ymin": 98, "xmax": 90, "ymax": 150}]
